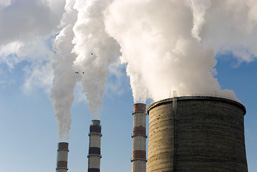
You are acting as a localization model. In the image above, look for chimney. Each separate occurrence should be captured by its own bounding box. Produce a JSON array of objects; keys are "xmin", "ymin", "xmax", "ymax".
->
[
  {"xmin": 132, "ymin": 103, "xmax": 147, "ymax": 172},
  {"xmin": 88, "ymin": 120, "xmax": 102, "ymax": 172},
  {"xmin": 56, "ymin": 142, "xmax": 69, "ymax": 172}
]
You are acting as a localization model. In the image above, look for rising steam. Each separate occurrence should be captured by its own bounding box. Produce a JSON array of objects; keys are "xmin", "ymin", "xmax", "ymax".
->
[
  {"xmin": 2, "ymin": 0, "xmax": 257, "ymax": 141},
  {"xmin": 104, "ymin": 0, "xmax": 257, "ymax": 102},
  {"xmin": 50, "ymin": 0, "xmax": 77, "ymax": 141},
  {"xmin": 72, "ymin": 0, "xmax": 120, "ymax": 119}
]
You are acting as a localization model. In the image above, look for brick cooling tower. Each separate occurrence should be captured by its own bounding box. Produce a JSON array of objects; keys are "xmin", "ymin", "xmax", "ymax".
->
[{"xmin": 146, "ymin": 96, "xmax": 248, "ymax": 172}]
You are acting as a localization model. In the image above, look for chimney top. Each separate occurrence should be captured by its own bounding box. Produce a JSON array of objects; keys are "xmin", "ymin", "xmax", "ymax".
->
[
  {"xmin": 58, "ymin": 142, "xmax": 69, "ymax": 151},
  {"xmin": 91, "ymin": 120, "xmax": 100, "ymax": 126}
]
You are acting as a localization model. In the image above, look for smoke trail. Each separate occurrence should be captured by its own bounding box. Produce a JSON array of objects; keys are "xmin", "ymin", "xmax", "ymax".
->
[
  {"xmin": 50, "ymin": 0, "xmax": 77, "ymax": 141},
  {"xmin": 190, "ymin": 0, "xmax": 211, "ymax": 41},
  {"xmin": 105, "ymin": 0, "xmax": 257, "ymax": 102},
  {"xmin": 0, "ymin": 0, "xmax": 64, "ymax": 45},
  {"xmin": 0, "ymin": 0, "xmax": 65, "ymax": 90},
  {"xmin": 198, "ymin": 0, "xmax": 257, "ymax": 63},
  {"xmin": 72, "ymin": 0, "xmax": 120, "ymax": 119}
]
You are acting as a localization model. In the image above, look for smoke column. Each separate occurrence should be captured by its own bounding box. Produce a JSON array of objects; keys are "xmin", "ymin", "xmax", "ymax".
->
[
  {"xmin": 0, "ymin": 0, "xmax": 65, "ymax": 93},
  {"xmin": 50, "ymin": 0, "xmax": 77, "ymax": 141},
  {"xmin": 72, "ymin": 0, "xmax": 120, "ymax": 119},
  {"xmin": 105, "ymin": 0, "xmax": 257, "ymax": 103}
]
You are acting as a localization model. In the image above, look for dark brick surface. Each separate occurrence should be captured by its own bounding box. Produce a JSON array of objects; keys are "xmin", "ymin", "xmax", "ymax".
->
[
  {"xmin": 133, "ymin": 150, "xmax": 146, "ymax": 159},
  {"xmin": 89, "ymin": 147, "xmax": 101, "ymax": 155},
  {"xmin": 133, "ymin": 126, "xmax": 146, "ymax": 135},
  {"xmin": 90, "ymin": 126, "xmax": 101, "ymax": 133},
  {"xmin": 58, "ymin": 142, "xmax": 68, "ymax": 151},
  {"xmin": 88, "ymin": 168, "xmax": 100, "ymax": 172},
  {"xmin": 134, "ymin": 103, "xmax": 146, "ymax": 113},
  {"xmin": 57, "ymin": 161, "xmax": 67, "ymax": 168}
]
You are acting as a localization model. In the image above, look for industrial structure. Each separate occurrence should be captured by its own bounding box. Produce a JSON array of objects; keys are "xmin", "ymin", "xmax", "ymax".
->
[
  {"xmin": 56, "ymin": 142, "xmax": 69, "ymax": 172},
  {"xmin": 88, "ymin": 120, "xmax": 102, "ymax": 172},
  {"xmin": 146, "ymin": 96, "xmax": 248, "ymax": 172},
  {"xmin": 132, "ymin": 103, "xmax": 147, "ymax": 172}
]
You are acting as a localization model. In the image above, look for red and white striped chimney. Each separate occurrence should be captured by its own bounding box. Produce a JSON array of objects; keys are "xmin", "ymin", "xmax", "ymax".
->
[
  {"xmin": 56, "ymin": 142, "xmax": 69, "ymax": 172},
  {"xmin": 88, "ymin": 120, "xmax": 102, "ymax": 172},
  {"xmin": 132, "ymin": 103, "xmax": 147, "ymax": 172}
]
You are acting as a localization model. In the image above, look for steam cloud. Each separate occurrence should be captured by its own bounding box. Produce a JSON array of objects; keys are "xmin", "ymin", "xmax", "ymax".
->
[
  {"xmin": 72, "ymin": 0, "xmax": 120, "ymax": 119},
  {"xmin": 1, "ymin": 0, "xmax": 257, "ymax": 140},
  {"xmin": 52, "ymin": 0, "xmax": 120, "ymax": 140},
  {"xmin": 50, "ymin": 0, "xmax": 77, "ymax": 141},
  {"xmin": 104, "ymin": 0, "xmax": 257, "ymax": 102}
]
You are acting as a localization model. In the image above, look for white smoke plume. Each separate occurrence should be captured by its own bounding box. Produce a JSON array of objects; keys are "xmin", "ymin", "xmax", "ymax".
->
[
  {"xmin": 2, "ymin": 0, "xmax": 257, "ymax": 140},
  {"xmin": 0, "ymin": 0, "xmax": 79, "ymax": 141},
  {"xmin": 50, "ymin": 0, "xmax": 78, "ymax": 141},
  {"xmin": 190, "ymin": 0, "xmax": 211, "ymax": 41},
  {"xmin": 72, "ymin": 0, "xmax": 120, "ymax": 119},
  {"xmin": 0, "ymin": 0, "xmax": 65, "ymax": 91},
  {"xmin": 105, "ymin": 0, "xmax": 257, "ymax": 103},
  {"xmin": 0, "ymin": 0, "xmax": 64, "ymax": 45}
]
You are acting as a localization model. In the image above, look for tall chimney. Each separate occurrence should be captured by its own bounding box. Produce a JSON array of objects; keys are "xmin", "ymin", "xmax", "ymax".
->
[
  {"xmin": 56, "ymin": 142, "xmax": 69, "ymax": 172},
  {"xmin": 88, "ymin": 120, "xmax": 102, "ymax": 172},
  {"xmin": 132, "ymin": 103, "xmax": 147, "ymax": 172}
]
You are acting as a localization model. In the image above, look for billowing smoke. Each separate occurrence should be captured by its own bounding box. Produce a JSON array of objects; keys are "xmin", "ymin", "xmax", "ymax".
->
[
  {"xmin": 50, "ymin": 0, "xmax": 77, "ymax": 141},
  {"xmin": 0, "ymin": 0, "xmax": 65, "ymax": 87},
  {"xmin": 0, "ymin": 0, "xmax": 64, "ymax": 45},
  {"xmin": 72, "ymin": 0, "xmax": 120, "ymax": 119},
  {"xmin": 104, "ymin": 0, "xmax": 257, "ymax": 102},
  {"xmin": 2, "ymin": 0, "xmax": 257, "ymax": 140}
]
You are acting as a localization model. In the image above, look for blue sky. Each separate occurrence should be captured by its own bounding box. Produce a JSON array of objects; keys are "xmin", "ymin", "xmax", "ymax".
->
[
  {"xmin": 216, "ymin": 56, "xmax": 257, "ymax": 172},
  {"xmin": 1, "ymin": 1, "xmax": 257, "ymax": 172},
  {"xmin": 0, "ymin": 54, "xmax": 256, "ymax": 172}
]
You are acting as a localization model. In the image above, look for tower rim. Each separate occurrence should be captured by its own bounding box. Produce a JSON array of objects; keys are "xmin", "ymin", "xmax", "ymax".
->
[{"xmin": 147, "ymin": 96, "xmax": 246, "ymax": 115}]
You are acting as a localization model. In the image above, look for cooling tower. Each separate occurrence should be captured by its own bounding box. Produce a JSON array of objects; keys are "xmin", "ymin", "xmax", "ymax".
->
[
  {"xmin": 56, "ymin": 142, "xmax": 69, "ymax": 172},
  {"xmin": 132, "ymin": 103, "xmax": 147, "ymax": 172},
  {"xmin": 147, "ymin": 96, "xmax": 248, "ymax": 172},
  {"xmin": 88, "ymin": 120, "xmax": 102, "ymax": 172}
]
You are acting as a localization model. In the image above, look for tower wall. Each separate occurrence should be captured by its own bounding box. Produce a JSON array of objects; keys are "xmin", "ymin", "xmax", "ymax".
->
[{"xmin": 147, "ymin": 96, "xmax": 248, "ymax": 172}]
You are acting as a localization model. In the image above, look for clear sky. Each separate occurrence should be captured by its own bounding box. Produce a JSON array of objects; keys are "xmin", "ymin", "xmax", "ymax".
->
[{"xmin": 0, "ymin": 1, "xmax": 257, "ymax": 172}]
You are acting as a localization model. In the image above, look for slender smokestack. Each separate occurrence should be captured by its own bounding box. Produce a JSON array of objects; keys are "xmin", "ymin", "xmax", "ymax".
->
[
  {"xmin": 56, "ymin": 142, "xmax": 69, "ymax": 172},
  {"xmin": 132, "ymin": 103, "xmax": 147, "ymax": 172},
  {"xmin": 88, "ymin": 120, "xmax": 102, "ymax": 172}
]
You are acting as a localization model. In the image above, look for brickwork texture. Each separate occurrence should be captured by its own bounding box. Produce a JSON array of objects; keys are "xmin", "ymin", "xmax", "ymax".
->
[{"xmin": 147, "ymin": 96, "xmax": 248, "ymax": 172}]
